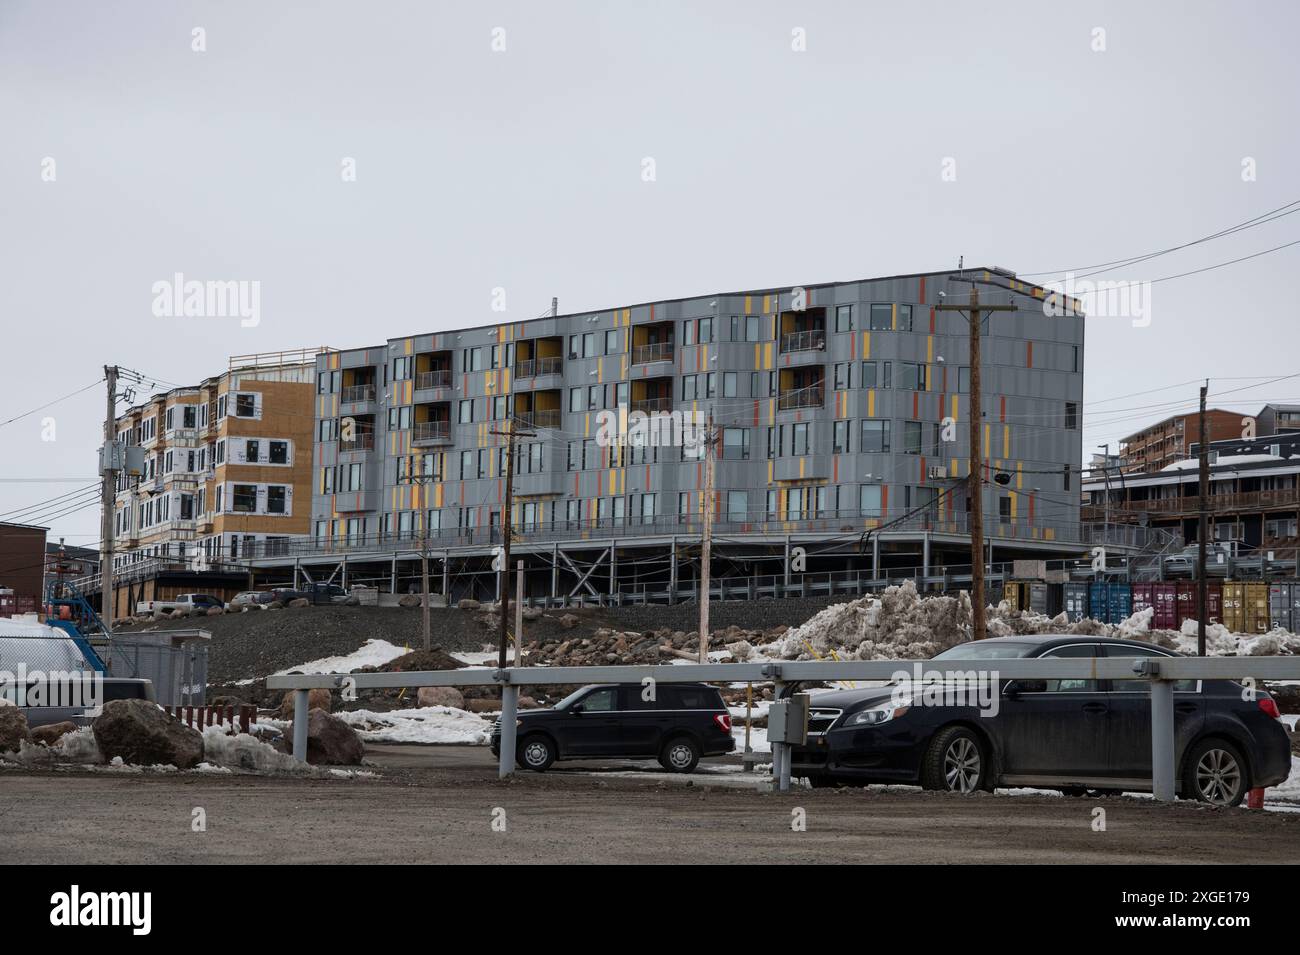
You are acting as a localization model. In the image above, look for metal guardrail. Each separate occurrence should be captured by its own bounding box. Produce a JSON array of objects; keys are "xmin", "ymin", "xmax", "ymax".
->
[
  {"xmin": 780, "ymin": 329, "xmax": 826, "ymax": 353},
  {"xmin": 341, "ymin": 383, "xmax": 376, "ymax": 404},
  {"xmin": 415, "ymin": 369, "xmax": 453, "ymax": 390},
  {"xmin": 413, "ymin": 421, "xmax": 451, "ymax": 443},
  {"xmin": 778, "ymin": 388, "xmax": 824, "ymax": 410},
  {"xmin": 632, "ymin": 342, "xmax": 673, "ymax": 364},
  {"xmin": 515, "ymin": 357, "xmax": 563, "ymax": 378},
  {"xmin": 268, "ymin": 656, "xmax": 1300, "ymax": 798}
]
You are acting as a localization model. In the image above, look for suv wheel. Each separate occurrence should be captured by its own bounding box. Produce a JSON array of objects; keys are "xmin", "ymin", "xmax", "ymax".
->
[
  {"xmin": 518, "ymin": 735, "xmax": 555, "ymax": 773},
  {"xmin": 659, "ymin": 736, "xmax": 700, "ymax": 774},
  {"xmin": 1185, "ymin": 738, "xmax": 1248, "ymax": 807},
  {"xmin": 921, "ymin": 726, "xmax": 988, "ymax": 794}
]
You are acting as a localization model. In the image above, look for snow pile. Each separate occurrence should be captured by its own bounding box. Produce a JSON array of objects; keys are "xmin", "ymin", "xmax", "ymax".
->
[
  {"xmin": 200, "ymin": 724, "xmax": 310, "ymax": 773},
  {"xmin": 758, "ymin": 581, "xmax": 972, "ymax": 661},
  {"xmin": 1171, "ymin": 619, "xmax": 1300, "ymax": 657},
  {"xmin": 274, "ymin": 639, "xmax": 410, "ymax": 676},
  {"xmin": 332, "ymin": 705, "xmax": 493, "ymax": 745}
]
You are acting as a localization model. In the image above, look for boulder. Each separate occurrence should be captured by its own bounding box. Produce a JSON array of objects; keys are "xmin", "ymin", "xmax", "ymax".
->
[
  {"xmin": 277, "ymin": 687, "xmax": 333, "ymax": 719},
  {"xmin": 0, "ymin": 706, "xmax": 32, "ymax": 754},
  {"xmin": 522, "ymin": 606, "xmax": 543, "ymax": 621},
  {"xmin": 343, "ymin": 595, "xmax": 360, "ymax": 607},
  {"xmin": 457, "ymin": 598, "xmax": 481, "ymax": 611},
  {"xmin": 206, "ymin": 606, "xmax": 224, "ymax": 616},
  {"xmin": 92, "ymin": 699, "xmax": 203, "ymax": 768},
  {"xmin": 287, "ymin": 597, "xmax": 311, "ymax": 609},
  {"xmin": 267, "ymin": 601, "xmax": 284, "ymax": 610},
  {"xmin": 465, "ymin": 698, "xmax": 500, "ymax": 713},
  {"xmin": 559, "ymin": 614, "xmax": 579, "ymax": 630},
  {"xmin": 416, "ymin": 686, "xmax": 465, "ymax": 709},
  {"xmin": 294, "ymin": 708, "xmax": 364, "ymax": 765},
  {"xmin": 31, "ymin": 720, "xmax": 79, "ymax": 746},
  {"xmin": 398, "ymin": 594, "xmax": 423, "ymax": 608}
]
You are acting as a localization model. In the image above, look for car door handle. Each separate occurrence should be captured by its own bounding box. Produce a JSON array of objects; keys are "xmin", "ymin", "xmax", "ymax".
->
[
  {"xmin": 1081, "ymin": 702, "xmax": 1107, "ymax": 714},
  {"xmin": 1176, "ymin": 703, "xmax": 1198, "ymax": 714}
]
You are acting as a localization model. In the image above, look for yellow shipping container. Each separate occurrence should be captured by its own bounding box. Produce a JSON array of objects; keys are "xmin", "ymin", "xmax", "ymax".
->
[{"xmin": 1222, "ymin": 582, "xmax": 1270, "ymax": 634}]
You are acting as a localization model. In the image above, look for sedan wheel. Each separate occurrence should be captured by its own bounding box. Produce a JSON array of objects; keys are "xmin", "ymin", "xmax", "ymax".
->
[
  {"xmin": 921, "ymin": 726, "xmax": 988, "ymax": 793},
  {"xmin": 519, "ymin": 736, "xmax": 555, "ymax": 772},
  {"xmin": 1191, "ymin": 743, "xmax": 1245, "ymax": 806},
  {"xmin": 944, "ymin": 737, "xmax": 982, "ymax": 793}
]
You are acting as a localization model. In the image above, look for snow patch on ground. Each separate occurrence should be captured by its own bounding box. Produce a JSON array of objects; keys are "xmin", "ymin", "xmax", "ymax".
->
[
  {"xmin": 332, "ymin": 705, "xmax": 493, "ymax": 745},
  {"xmin": 274, "ymin": 639, "xmax": 411, "ymax": 676}
]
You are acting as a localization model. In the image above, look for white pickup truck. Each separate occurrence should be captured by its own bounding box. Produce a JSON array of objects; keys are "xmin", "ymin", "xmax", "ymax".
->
[{"xmin": 135, "ymin": 593, "xmax": 225, "ymax": 615}]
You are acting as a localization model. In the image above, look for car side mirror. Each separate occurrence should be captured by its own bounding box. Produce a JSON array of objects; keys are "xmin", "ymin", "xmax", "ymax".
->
[{"xmin": 570, "ymin": 704, "xmax": 584, "ymax": 715}]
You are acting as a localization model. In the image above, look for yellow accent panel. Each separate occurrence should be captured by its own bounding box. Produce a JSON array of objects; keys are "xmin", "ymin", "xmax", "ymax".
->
[
  {"xmin": 404, "ymin": 339, "xmax": 413, "ymax": 355},
  {"xmin": 799, "ymin": 458, "xmax": 805, "ymax": 479},
  {"xmin": 951, "ymin": 393, "xmax": 958, "ymax": 422},
  {"xmin": 619, "ymin": 470, "xmax": 625, "ymax": 494},
  {"xmin": 891, "ymin": 304, "xmax": 897, "ymax": 330},
  {"xmin": 926, "ymin": 335, "xmax": 933, "ymax": 364},
  {"xmin": 597, "ymin": 359, "xmax": 603, "ymax": 384},
  {"xmin": 753, "ymin": 343, "xmax": 760, "ymax": 369},
  {"xmin": 1009, "ymin": 491, "xmax": 1018, "ymax": 520},
  {"xmin": 863, "ymin": 332, "xmax": 871, "ymax": 360},
  {"xmin": 867, "ymin": 389, "xmax": 875, "ymax": 417},
  {"xmin": 584, "ymin": 412, "xmax": 590, "ymax": 438},
  {"xmin": 762, "ymin": 295, "xmax": 771, "ymax": 313},
  {"xmin": 503, "ymin": 368, "xmax": 511, "ymax": 393},
  {"xmin": 435, "ymin": 484, "xmax": 444, "ymax": 508},
  {"xmin": 767, "ymin": 460, "xmax": 774, "ymax": 485},
  {"xmin": 744, "ymin": 296, "xmax": 753, "ymax": 315},
  {"xmin": 767, "ymin": 398, "xmax": 775, "ymax": 426},
  {"xmin": 984, "ymin": 424, "xmax": 991, "ymax": 461},
  {"xmin": 608, "ymin": 469, "xmax": 615, "ymax": 495},
  {"xmin": 763, "ymin": 342, "xmax": 773, "ymax": 369},
  {"xmin": 1016, "ymin": 461, "xmax": 1023, "ymax": 490},
  {"xmin": 1003, "ymin": 425, "xmax": 1010, "ymax": 459}
]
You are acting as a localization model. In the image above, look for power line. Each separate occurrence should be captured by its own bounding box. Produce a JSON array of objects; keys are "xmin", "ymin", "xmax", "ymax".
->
[{"xmin": 0, "ymin": 379, "xmax": 104, "ymax": 429}]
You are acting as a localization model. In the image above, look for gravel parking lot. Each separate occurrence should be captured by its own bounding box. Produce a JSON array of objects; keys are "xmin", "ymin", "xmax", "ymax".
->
[{"xmin": 3, "ymin": 745, "xmax": 1297, "ymax": 864}]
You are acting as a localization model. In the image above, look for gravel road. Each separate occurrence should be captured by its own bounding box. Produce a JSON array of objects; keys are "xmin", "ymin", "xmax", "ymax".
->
[{"xmin": 3, "ymin": 746, "xmax": 1297, "ymax": 864}]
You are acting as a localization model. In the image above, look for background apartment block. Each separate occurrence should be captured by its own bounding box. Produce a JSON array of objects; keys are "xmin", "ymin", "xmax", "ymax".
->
[
  {"xmin": 110, "ymin": 350, "xmax": 321, "ymax": 581},
  {"xmin": 307, "ymin": 269, "xmax": 1086, "ymax": 583},
  {"xmin": 1119, "ymin": 409, "xmax": 1243, "ymax": 474}
]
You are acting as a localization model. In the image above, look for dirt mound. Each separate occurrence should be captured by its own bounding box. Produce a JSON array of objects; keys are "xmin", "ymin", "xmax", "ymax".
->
[{"xmin": 369, "ymin": 648, "xmax": 464, "ymax": 673}]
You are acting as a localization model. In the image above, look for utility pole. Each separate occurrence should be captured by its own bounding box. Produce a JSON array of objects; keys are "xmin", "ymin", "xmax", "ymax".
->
[
  {"xmin": 491, "ymin": 420, "xmax": 535, "ymax": 668},
  {"xmin": 1197, "ymin": 381, "xmax": 1209, "ymax": 657},
  {"xmin": 420, "ymin": 529, "xmax": 431, "ymax": 651},
  {"xmin": 514, "ymin": 559, "xmax": 524, "ymax": 665},
  {"xmin": 99, "ymin": 366, "xmax": 119, "ymax": 628},
  {"xmin": 698, "ymin": 415, "xmax": 717, "ymax": 663},
  {"xmin": 937, "ymin": 285, "xmax": 1015, "ymax": 641}
]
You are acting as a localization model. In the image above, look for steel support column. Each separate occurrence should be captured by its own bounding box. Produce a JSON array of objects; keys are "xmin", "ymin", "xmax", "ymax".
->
[
  {"xmin": 292, "ymin": 688, "xmax": 309, "ymax": 761},
  {"xmin": 1150, "ymin": 677, "xmax": 1176, "ymax": 801},
  {"xmin": 498, "ymin": 683, "xmax": 519, "ymax": 779}
]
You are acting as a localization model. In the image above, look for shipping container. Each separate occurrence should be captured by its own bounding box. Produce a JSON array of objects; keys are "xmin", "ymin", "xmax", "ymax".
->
[
  {"xmin": 1088, "ymin": 581, "xmax": 1133, "ymax": 624},
  {"xmin": 1132, "ymin": 583, "xmax": 1155, "ymax": 617},
  {"xmin": 1028, "ymin": 581, "xmax": 1062, "ymax": 617},
  {"xmin": 1003, "ymin": 580, "xmax": 1030, "ymax": 613},
  {"xmin": 1222, "ymin": 582, "xmax": 1270, "ymax": 634},
  {"xmin": 1269, "ymin": 581, "xmax": 1296, "ymax": 632},
  {"xmin": 1151, "ymin": 582, "xmax": 1178, "ymax": 630},
  {"xmin": 1063, "ymin": 582, "xmax": 1090, "ymax": 623},
  {"xmin": 1176, "ymin": 580, "xmax": 1223, "ymax": 628}
]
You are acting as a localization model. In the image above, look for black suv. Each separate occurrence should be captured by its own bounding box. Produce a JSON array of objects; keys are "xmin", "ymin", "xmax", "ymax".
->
[
  {"xmin": 491, "ymin": 682, "xmax": 735, "ymax": 773},
  {"xmin": 789, "ymin": 635, "xmax": 1291, "ymax": 806}
]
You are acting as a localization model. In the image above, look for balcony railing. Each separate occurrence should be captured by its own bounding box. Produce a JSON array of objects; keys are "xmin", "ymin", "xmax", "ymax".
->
[
  {"xmin": 341, "ymin": 383, "xmax": 376, "ymax": 404},
  {"xmin": 515, "ymin": 409, "xmax": 561, "ymax": 429},
  {"xmin": 340, "ymin": 431, "xmax": 375, "ymax": 452},
  {"xmin": 515, "ymin": 356, "xmax": 564, "ymax": 378},
  {"xmin": 413, "ymin": 421, "xmax": 451, "ymax": 444},
  {"xmin": 631, "ymin": 397, "xmax": 673, "ymax": 415},
  {"xmin": 780, "ymin": 329, "xmax": 826, "ymax": 353},
  {"xmin": 632, "ymin": 342, "xmax": 674, "ymax": 365},
  {"xmin": 1084, "ymin": 488, "xmax": 1300, "ymax": 522},
  {"xmin": 777, "ymin": 387, "xmax": 824, "ymax": 411},
  {"xmin": 416, "ymin": 370, "xmax": 452, "ymax": 391}
]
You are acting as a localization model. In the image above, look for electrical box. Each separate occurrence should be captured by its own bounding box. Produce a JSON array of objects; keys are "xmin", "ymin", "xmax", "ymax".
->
[
  {"xmin": 768, "ymin": 692, "xmax": 810, "ymax": 745},
  {"xmin": 124, "ymin": 445, "xmax": 145, "ymax": 478},
  {"xmin": 98, "ymin": 440, "xmax": 125, "ymax": 475}
]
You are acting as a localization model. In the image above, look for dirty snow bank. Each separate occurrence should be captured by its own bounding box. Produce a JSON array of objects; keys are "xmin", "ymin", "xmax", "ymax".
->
[
  {"xmin": 332, "ymin": 706, "xmax": 493, "ymax": 745},
  {"xmin": 273, "ymin": 639, "xmax": 411, "ymax": 676}
]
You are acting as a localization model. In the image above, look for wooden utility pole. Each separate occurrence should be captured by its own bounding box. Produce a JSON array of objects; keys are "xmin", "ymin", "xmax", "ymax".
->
[
  {"xmin": 491, "ymin": 421, "xmax": 535, "ymax": 668},
  {"xmin": 514, "ymin": 559, "xmax": 524, "ymax": 665},
  {"xmin": 698, "ymin": 414, "xmax": 716, "ymax": 663},
  {"xmin": 99, "ymin": 365, "xmax": 119, "ymax": 628},
  {"xmin": 1197, "ymin": 381, "xmax": 1209, "ymax": 657},
  {"xmin": 937, "ymin": 286, "xmax": 1016, "ymax": 641},
  {"xmin": 420, "ymin": 530, "xmax": 431, "ymax": 651}
]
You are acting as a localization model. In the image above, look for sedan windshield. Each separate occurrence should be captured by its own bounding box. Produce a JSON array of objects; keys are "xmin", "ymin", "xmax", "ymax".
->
[{"xmin": 932, "ymin": 641, "xmax": 1035, "ymax": 660}]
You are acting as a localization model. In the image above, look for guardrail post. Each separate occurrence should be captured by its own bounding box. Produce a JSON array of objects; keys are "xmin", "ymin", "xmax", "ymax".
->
[
  {"xmin": 292, "ymin": 688, "xmax": 309, "ymax": 761},
  {"xmin": 1146, "ymin": 664, "xmax": 1176, "ymax": 801},
  {"xmin": 498, "ymin": 680, "xmax": 519, "ymax": 779}
]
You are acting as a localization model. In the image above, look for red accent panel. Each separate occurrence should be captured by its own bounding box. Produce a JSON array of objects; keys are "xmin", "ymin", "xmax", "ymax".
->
[
  {"xmin": 1026, "ymin": 341, "xmax": 1033, "ymax": 368},
  {"xmin": 919, "ymin": 277, "xmax": 927, "ymax": 304},
  {"xmin": 1000, "ymin": 396, "xmax": 1006, "ymax": 423}
]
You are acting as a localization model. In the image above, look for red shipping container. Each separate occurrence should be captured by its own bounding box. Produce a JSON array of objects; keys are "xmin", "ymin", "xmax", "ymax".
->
[
  {"xmin": 1132, "ymin": 583, "xmax": 1155, "ymax": 616},
  {"xmin": 1176, "ymin": 581, "xmax": 1222, "ymax": 628},
  {"xmin": 1151, "ymin": 582, "xmax": 1178, "ymax": 630}
]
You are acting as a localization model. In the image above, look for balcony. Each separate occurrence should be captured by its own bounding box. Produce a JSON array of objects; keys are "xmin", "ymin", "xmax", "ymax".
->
[
  {"xmin": 778, "ymin": 387, "xmax": 824, "ymax": 411},
  {"xmin": 413, "ymin": 421, "xmax": 452, "ymax": 445},
  {"xmin": 633, "ymin": 342, "xmax": 674, "ymax": 365},
  {"xmin": 515, "ymin": 356, "xmax": 564, "ymax": 379},
  {"xmin": 1084, "ymin": 487, "xmax": 1300, "ymax": 523},
  {"xmin": 341, "ymin": 383, "xmax": 376, "ymax": 404},
  {"xmin": 780, "ymin": 329, "xmax": 826, "ymax": 353},
  {"xmin": 515, "ymin": 409, "xmax": 561, "ymax": 429},
  {"xmin": 631, "ymin": 397, "xmax": 673, "ymax": 415},
  {"xmin": 340, "ymin": 430, "xmax": 375, "ymax": 452},
  {"xmin": 416, "ymin": 369, "xmax": 452, "ymax": 391}
]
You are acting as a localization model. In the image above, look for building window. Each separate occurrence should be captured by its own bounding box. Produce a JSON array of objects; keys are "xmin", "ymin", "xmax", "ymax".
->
[
  {"xmin": 393, "ymin": 356, "xmax": 412, "ymax": 380},
  {"xmin": 833, "ymin": 420, "xmax": 851, "ymax": 454},
  {"xmin": 835, "ymin": 304, "xmax": 853, "ymax": 332},
  {"xmin": 860, "ymin": 484, "xmax": 882, "ymax": 518},
  {"xmin": 722, "ymin": 428, "xmax": 750, "ymax": 460},
  {"xmin": 727, "ymin": 491, "xmax": 748, "ymax": 522},
  {"xmin": 790, "ymin": 422, "xmax": 810, "ymax": 456},
  {"xmin": 269, "ymin": 441, "xmax": 288, "ymax": 464},
  {"xmin": 1065, "ymin": 401, "xmax": 1079, "ymax": 430},
  {"xmin": 903, "ymin": 421, "xmax": 923, "ymax": 454},
  {"xmin": 245, "ymin": 440, "xmax": 260, "ymax": 463},
  {"xmin": 834, "ymin": 363, "xmax": 852, "ymax": 390},
  {"xmin": 235, "ymin": 394, "xmax": 256, "ymax": 417},
  {"xmin": 999, "ymin": 496, "xmax": 1012, "ymax": 520},
  {"xmin": 683, "ymin": 321, "xmax": 697, "ymax": 346},
  {"xmin": 861, "ymin": 361, "xmax": 891, "ymax": 389},
  {"xmin": 869, "ymin": 304, "xmax": 893, "ymax": 330},
  {"xmin": 898, "ymin": 362, "xmax": 927, "ymax": 392},
  {"xmin": 267, "ymin": 486, "xmax": 287, "ymax": 514},
  {"xmin": 722, "ymin": 372, "xmax": 738, "ymax": 398},
  {"xmin": 459, "ymin": 399, "xmax": 474, "ymax": 424},
  {"xmin": 958, "ymin": 366, "xmax": 970, "ymax": 393},
  {"xmin": 861, "ymin": 420, "xmax": 891, "ymax": 453},
  {"xmin": 232, "ymin": 485, "xmax": 257, "ymax": 512},
  {"xmin": 605, "ymin": 329, "xmax": 620, "ymax": 354},
  {"xmin": 682, "ymin": 375, "xmax": 698, "ymax": 401}
]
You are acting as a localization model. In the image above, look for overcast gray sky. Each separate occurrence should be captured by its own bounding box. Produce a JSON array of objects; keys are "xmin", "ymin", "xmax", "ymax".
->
[{"xmin": 2, "ymin": 0, "xmax": 1297, "ymax": 545}]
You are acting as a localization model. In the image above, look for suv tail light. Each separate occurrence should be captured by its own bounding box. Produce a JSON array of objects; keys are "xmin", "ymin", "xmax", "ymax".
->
[
  {"xmin": 1258, "ymin": 696, "xmax": 1281, "ymax": 720},
  {"xmin": 713, "ymin": 713, "xmax": 732, "ymax": 733}
]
